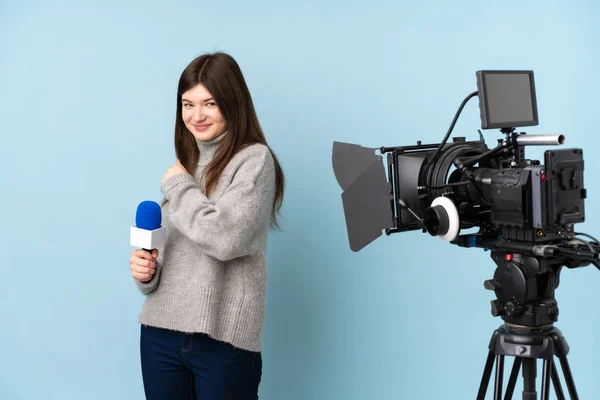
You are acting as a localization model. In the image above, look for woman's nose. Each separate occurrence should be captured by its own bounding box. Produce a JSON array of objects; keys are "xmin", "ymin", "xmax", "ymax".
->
[{"xmin": 193, "ymin": 106, "xmax": 205, "ymax": 121}]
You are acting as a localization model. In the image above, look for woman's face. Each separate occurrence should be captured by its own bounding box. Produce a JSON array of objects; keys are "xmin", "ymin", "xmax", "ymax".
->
[{"xmin": 181, "ymin": 83, "xmax": 227, "ymax": 141}]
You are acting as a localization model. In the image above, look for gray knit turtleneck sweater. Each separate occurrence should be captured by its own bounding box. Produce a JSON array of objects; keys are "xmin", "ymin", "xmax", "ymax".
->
[{"xmin": 135, "ymin": 132, "xmax": 276, "ymax": 352}]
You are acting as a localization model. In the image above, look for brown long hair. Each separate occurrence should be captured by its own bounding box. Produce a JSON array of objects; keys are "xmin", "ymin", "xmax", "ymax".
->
[{"xmin": 163, "ymin": 52, "xmax": 285, "ymax": 230}]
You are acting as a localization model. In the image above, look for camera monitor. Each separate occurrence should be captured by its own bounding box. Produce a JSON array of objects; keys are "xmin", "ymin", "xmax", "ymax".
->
[{"xmin": 476, "ymin": 70, "xmax": 539, "ymax": 129}]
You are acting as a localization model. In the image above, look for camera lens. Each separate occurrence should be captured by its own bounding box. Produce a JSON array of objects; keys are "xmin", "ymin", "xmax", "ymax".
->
[{"xmin": 425, "ymin": 205, "xmax": 450, "ymax": 236}]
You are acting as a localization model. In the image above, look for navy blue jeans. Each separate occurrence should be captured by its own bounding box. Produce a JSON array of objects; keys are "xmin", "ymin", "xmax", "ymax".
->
[{"xmin": 140, "ymin": 325, "xmax": 262, "ymax": 400}]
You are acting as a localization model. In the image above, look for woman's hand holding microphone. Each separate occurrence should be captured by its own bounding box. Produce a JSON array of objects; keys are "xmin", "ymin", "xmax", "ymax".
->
[{"xmin": 130, "ymin": 249, "xmax": 158, "ymax": 283}]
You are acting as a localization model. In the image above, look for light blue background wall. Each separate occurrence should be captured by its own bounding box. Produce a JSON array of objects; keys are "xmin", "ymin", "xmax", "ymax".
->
[{"xmin": 1, "ymin": 1, "xmax": 599, "ymax": 399}]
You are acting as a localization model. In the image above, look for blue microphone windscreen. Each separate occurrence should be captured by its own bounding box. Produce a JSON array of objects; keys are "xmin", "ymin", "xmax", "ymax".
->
[{"xmin": 136, "ymin": 201, "xmax": 162, "ymax": 230}]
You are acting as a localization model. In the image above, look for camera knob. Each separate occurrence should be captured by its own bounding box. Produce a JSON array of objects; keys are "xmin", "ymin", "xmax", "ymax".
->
[
  {"xmin": 548, "ymin": 306, "xmax": 559, "ymax": 322},
  {"xmin": 484, "ymin": 279, "xmax": 502, "ymax": 291},
  {"xmin": 505, "ymin": 299, "xmax": 523, "ymax": 316},
  {"xmin": 491, "ymin": 300, "xmax": 505, "ymax": 317}
]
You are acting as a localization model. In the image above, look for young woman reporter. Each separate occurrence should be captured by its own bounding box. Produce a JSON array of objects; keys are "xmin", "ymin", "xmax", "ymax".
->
[{"xmin": 129, "ymin": 52, "xmax": 284, "ymax": 400}]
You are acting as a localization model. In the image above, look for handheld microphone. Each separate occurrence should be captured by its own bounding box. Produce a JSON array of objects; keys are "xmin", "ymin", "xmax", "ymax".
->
[{"xmin": 130, "ymin": 201, "xmax": 166, "ymax": 255}]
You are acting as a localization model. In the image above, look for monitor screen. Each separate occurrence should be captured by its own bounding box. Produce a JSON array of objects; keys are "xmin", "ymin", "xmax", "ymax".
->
[{"xmin": 476, "ymin": 70, "xmax": 539, "ymax": 129}]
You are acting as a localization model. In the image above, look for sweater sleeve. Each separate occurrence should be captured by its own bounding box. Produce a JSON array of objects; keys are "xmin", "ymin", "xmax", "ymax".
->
[{"xmin": 160, "ymin": 146, "xmax": 275, "ymax": 261}]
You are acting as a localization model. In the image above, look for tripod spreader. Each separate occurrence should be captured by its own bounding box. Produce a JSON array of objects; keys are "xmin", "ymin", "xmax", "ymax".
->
[{"xmin": 477, "ymin": 324, "xmax": 578, "ymax": 400}]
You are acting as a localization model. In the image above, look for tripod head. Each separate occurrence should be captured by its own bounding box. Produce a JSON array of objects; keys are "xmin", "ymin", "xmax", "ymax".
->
[{"xmin": 452, "ymin": 234, "xmax": 600, "ymax": 328}]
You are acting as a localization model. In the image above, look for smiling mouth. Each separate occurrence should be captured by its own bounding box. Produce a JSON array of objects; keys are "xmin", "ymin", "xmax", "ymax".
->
[{"xmin": 193, "ymin": 124, "xmax": 211, "ymax": 131}]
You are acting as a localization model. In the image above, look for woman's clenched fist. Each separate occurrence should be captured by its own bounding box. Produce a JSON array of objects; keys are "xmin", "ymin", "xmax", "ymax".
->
[{"xmin": 130, "ymin": 249, "xmax": 158, "ymax": 282}]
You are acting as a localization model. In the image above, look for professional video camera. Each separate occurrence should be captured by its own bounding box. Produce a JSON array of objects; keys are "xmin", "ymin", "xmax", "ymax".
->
[{"xmin": 332, "ymin": 70, "xmax": 599, "ymax": 399}]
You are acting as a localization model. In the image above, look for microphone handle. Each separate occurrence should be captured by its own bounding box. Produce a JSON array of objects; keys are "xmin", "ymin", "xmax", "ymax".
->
[{"xmin": 143, "ymin": 248, "xmax": 155, "ymax": 257}]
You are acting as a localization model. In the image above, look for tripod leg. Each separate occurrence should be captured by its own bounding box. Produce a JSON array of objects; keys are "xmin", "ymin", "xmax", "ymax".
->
[
  {"xmin": 504, "ymin": 358, "xmax": 522, "ymax": 400},
  {"xmin": 494, "ymin": 355, "xmax": 505, "ymax": 400},
  {"xmin": 521, "ymin": 358, "xmax": 537, "ymax": 400},
  {"xmin": 558, "ymin": 356, "xmax": 580, "ymax": 400},
  {"xmin": 540, "ymin": 358, "xmax": 552, "ymax": 400},
  {"xmin": 550, "ymin": 362, "xmax": 566, "ymax": 400},
  {"xmin": 477, "ymin": 351, "xmax": 496, "ymax": 400}
]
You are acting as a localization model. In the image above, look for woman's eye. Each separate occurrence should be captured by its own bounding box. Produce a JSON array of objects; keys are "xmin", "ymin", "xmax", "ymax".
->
[
  {"xmin": 206, "ymin": 102, "xmax": 216, "ymax": 107},
  {"xmin": 183, "ymin": 103, "xmax": 193, "ymax": 107}
]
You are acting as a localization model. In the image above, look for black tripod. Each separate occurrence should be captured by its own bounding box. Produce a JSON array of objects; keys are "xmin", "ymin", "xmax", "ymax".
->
[
  {"xmin": 468, "ymin": 248, "xmax": 590, "ymax": 400},
  {"xmin": 476, "ymin": 323, "xmax": 579, "ymax": 400}
]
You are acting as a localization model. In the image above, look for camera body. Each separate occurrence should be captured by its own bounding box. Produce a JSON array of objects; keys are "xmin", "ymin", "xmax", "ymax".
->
[{"xmin": 389, "ymin": 134, "xmax": 586, "ymax": 244}]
